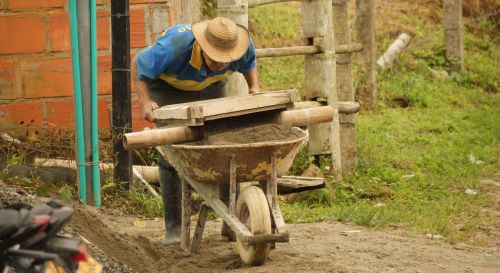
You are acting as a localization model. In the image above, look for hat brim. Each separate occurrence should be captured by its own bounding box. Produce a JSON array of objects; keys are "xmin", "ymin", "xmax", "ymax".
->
[{"xmin": 192, "ymin": 20, "xmax": 250, "ymax": 63}]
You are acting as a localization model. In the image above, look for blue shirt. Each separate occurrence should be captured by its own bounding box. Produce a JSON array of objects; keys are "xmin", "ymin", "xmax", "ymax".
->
[{"xmin": 136, "ymin": 24, "xmax": 256, "ymax": 91}]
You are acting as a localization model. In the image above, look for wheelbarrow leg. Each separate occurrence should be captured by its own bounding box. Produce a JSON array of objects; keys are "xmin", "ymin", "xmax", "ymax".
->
[
  {"xmin": 221, "ymin": 156, "xmax": 238, "ymax": 241},
  {"xmin": 181, "ymin": 178, "xmax": 192, "ymax": 251},
  {"xmin": 263, "ymin": 151, "xmax": 287, "ymax": 251},
  {"xmin": 189, "ymin": 202, "xmax": 210, "ymax": 254}
]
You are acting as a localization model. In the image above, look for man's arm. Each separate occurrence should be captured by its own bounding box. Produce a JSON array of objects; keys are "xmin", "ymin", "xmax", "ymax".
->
[
  {"xmin": 131, "ymin": 54, "xmax": 159, "ymax": 123},
  {"xmin": 243, "ymin": 67, "xmax": 260, "ymax": 94}
]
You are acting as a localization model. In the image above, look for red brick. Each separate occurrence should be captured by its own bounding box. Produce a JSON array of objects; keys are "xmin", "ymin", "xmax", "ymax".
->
[
  {"xmin": 0, "ymin": 60, "xmax": 18, "ymax": 99},
  {"xmin": 46, "ymin": 98, "xmax": 111, "ymax": 129},
  {"xmin": 97, "ymin": 55, "xmax": 112, "ymax": 95},
  {"xmin": 20, "ymin": 57, "xmax": 74, "ymax": 98},
  {"xmin": 46, "ymin": 99, "xmax": 75, "ymax": 128},
  {"xmin": 131, "ymin": 97, "xmax": 153, "ymax": 131},
  {"xmin": 97, "ymin": 54, "xmax": 139, "ymax": 95},
  {"xmin": 49, "ymin": 10, "xmax": 110, "ymax": 52},
  {"xmin": 130, "ymin": 0, "xmax": 168, "ymax": 4},
  {"xmin": 0, "ymin": 14, "xmax": 47, "ymax": 55},
  {"xmin": 96, "ymin": 10, "xmax": 111, "ymax": 50},
  {"xmin": 97, "ymin": 98, "xmax": 111, "ymax": 128},
  {"xmin": 130, "ymin": 9, "xmax": 147, "ymax": 48},
  {"xmin": 48, "ymin": 12, "xmax": 71, "ymax": 52},
  {"xmin": 7, "ymin": 0, "xmax": 66, "ymax": 9},
  {"xmin": 0, "ymin": 101, "xmax": 44, "ymax": 129}
]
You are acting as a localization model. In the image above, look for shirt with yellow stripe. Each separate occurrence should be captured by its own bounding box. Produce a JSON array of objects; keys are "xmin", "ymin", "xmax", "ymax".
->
[{"xmin": 136, "ymin": 24, "xmax": 256, "ymax": 91}]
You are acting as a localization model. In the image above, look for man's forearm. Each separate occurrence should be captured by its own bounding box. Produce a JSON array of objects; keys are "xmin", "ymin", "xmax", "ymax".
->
[
  {"xmin": 132, "ymin": 55, "xmax": 159, "ymax": 123},
  {"xmin": 243, "ymin": 67, "xmax": 260, "ymax": 93}
]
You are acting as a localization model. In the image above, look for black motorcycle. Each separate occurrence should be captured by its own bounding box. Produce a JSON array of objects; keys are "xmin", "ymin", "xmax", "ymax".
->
[{"xmin": 0, "ymin": 201, "xmax": 102, "ymax": 273}]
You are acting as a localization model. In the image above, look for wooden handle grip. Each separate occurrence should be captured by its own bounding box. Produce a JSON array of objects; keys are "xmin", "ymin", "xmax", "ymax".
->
[
  {"xmin": 123, "ymin": 126, "xmax": 202, "ymax": 150},
  {"xmin": 276, "ymin": 106, "xmax": 333, "ymax": 126}
]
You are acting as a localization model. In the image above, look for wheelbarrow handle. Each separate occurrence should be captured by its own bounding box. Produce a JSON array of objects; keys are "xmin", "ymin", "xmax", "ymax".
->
[
  {"xmin": 123, "ymin": 106, "xmax": 332, "ymax": 150},
  {"xmin": 123, "ymin": 126, "xmax": 202, "ymax": 150},
  {"xmin": 275, "ymin": 106, "xmax": 333, "ymax": 127}
]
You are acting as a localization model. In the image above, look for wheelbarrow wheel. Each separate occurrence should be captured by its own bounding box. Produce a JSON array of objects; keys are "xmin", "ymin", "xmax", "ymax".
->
[{"xmin": 235, "ymin": 186, "xmax": 272, "ymax": 266}]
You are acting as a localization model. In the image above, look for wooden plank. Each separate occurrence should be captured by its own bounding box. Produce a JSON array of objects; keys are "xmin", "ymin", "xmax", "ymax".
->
[
  {"xmin": 154, "ymin": 105, "xmax": 203, "ymax": 120},
  {"xmin": 153, "ymin": 90, "xmax": 298, "ymax": 124},
  {"xmin": 277, "ymin": 176, "xmax": 325, "ymax": 194}
]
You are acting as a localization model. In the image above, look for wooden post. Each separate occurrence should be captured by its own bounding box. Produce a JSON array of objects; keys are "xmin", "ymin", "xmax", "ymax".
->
[
  {"xmin": 355, "ymin": 0, "xmax": 377, "ymax": 109},
  {"xmin": 443, "ymin": 0, "xmax": 464, "ymax": 72},
  {"xmin": 302, "ymin": 0, "xmax": 342, "ymax": 180},
  {"xmin": 111, "ymin": 0, "xmax": 132, "ymax": 188},
  {"xmin": 218, "ymin": 0, "xmax": 249, "ymax": 97},
  {"xmin": 171, "ymin": 0, "xmax": 201, "ymax": 24},
  {"xmin": 332, "ymin": 0, "xmax": 356, "ymax": 172}
]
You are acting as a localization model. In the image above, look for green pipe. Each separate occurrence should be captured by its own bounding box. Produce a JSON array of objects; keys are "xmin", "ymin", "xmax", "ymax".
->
[
  {"xmin": 69, "ymin": 0, "xmax": 87, "ymax": 203},
  {"xmin": 90, "ymin": 0, "xmax": 101, "ymax": 208}
]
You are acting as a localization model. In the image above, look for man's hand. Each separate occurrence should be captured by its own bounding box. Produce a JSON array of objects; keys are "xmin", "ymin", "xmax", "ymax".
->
[
  {"xmin": 249, "ymin": 88, "xmax": 260, "ymax": 94},
  {"xmin": 143, "ymin": 100, "xmax": 160, "ymax": 123}
]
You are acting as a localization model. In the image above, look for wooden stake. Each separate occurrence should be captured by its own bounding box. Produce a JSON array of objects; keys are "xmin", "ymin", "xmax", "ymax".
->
[
  {"xmin": 443, "ymin": 0, "xmax": 464, "ymax": 72},
  {"xmin": 218, "ymin": 0, "xmax": 249, "ymax": 97},
  {"xmin": 302, "ymin": 0, "xmax": 342, "ymax": 180},
  {"xmin": 171, "ymin": 0, "xmax": 200, "ymax": 24},
  {"xmin": 355, "ymin": 0, "xmax": 377, "ymax": 109},
  {"xmin": 333, "ymin": 0, "xmax": 357, "ymax": 172}
]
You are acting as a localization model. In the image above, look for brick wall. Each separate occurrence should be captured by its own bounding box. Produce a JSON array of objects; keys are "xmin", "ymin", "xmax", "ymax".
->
[{"xmin": 0, "ymin": 0, "xmax": 172, "ymax": 137}]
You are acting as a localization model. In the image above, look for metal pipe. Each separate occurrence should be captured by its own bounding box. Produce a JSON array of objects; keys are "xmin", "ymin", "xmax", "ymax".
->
[
  {"xmin": 90, "ymin": 0, "xmax": 101, "ymax": 208},
  {"xmin": 77, "ymin": 0, "xmax": 93, "ymax": 205},
  {"xmin": 69, "ymin": 0, "xmax": 87, "ymax": 202}
]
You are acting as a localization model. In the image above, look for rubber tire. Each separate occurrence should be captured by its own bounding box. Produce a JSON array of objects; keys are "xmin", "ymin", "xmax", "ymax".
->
[{"xmin": 235, "ymin": 186, "xmax": 272, "ymax": 266}]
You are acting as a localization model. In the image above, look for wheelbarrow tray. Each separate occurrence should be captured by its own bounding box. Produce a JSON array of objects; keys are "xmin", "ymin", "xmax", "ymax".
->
[{"xmin": 158, "ymin": 127, "xmax": 308, "ymax": 184}]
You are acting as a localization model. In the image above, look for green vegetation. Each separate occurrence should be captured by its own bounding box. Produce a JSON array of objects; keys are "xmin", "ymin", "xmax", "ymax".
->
[
  {"xmin": 251, "ymin": 4, "xmax": 498, "ymax": 243},
  {"xmin": 1, "ymin": 2, "xmax": 498, "ymax": 245}
]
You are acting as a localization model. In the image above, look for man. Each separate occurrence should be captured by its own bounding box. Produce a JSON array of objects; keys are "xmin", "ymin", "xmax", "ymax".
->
[{"xmin": 131, "ymin": 17, "xmax": 260, "ymax": 245}]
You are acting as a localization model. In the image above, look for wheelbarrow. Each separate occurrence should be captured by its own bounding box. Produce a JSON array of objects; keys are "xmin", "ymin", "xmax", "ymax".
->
[
  {"xmin": 157, "ymin": 127, "xmax": 307, "ymax": 265},
  {"xmin": 123, "ymin": 91, "xmax": 332, "ymax": 265}
]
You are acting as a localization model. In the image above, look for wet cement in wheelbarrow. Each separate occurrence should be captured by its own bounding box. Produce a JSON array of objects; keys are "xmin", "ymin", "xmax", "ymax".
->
[{"xmin": 187, "ymin": 121, "xmax": 304, "ymax": 146}]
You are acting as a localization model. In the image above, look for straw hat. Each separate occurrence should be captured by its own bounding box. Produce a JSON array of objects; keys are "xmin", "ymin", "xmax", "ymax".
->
[{"xmin": 192, "ymin": 17, "xmax": 250, "ymax": 63}]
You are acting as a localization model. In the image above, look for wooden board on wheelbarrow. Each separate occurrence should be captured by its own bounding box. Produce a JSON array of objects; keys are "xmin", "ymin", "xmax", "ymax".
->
[{"xmin": 152, "ymin": 89, "xmax": 299, "ymax": 126}]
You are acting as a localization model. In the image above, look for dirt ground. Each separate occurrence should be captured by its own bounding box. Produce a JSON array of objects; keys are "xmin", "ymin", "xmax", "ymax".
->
[{"xmin": 70, "ymin": 203, "xmax": 500, "ymax": 273}]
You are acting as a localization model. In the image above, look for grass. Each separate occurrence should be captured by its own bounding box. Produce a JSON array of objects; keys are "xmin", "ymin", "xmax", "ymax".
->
[
  {"xmin": 249, "ymin": 3, "xmax": 499, "ymax": 243},
  {"xmin": 1, "ymin": 1, "xmax": 498, "ymax": 245}
]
